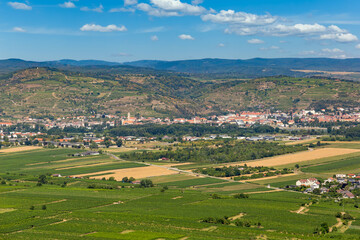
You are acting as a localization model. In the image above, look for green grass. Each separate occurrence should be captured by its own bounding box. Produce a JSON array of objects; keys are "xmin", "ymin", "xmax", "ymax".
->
[
  {"xmin": 1, "ymin": 146, "xmax": 360, "ymax": 239},
  {"xmin": 159, "ymin": 177, "xmax": 227, "ymax": 188},
  {"xmin": 302, "ymin": 156, "xmax": 360, "ymax": 174}
]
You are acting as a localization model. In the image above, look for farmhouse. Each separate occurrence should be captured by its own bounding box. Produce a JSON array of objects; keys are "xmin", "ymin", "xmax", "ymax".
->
[
  {"xmin": 74, "ymin": 151, "xmax": 100, "ymax": 157},
  {"xmin": 296, "ymin": 178, "xmax": 320, "ymax": 188}
]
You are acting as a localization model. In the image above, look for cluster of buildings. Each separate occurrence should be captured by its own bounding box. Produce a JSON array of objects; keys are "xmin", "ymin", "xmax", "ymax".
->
[
  {"xmin": 1, "ymin": 107, "xmax": 359, "ymax": 132},
  {"xmin": 293, "ymin": 174, "xmax": 360, "ymax": 198}
]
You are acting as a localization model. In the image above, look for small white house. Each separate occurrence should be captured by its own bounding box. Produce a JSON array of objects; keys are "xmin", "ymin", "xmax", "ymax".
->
[
  {"xmin": 336, "ymin": 174, "xmax": 347, "ymax": 179},
  {"xmin": 296, "ymin": 178, "xmax": 320, "ymax": 188}
]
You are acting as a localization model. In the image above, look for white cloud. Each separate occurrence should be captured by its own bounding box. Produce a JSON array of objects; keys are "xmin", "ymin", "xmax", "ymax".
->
[
  {"xmin": 80, "ymin": 4, "xmax": 104, "ymax": 13},
  {"xmin": 201, "ymin": 10, "xmax": 277, "ymax": 25},
  {"xmin": 218, "ymin": 43, "xmax": 225, "ymax": 47},
  {"xmin": 137, "ymin": 0, "xmax": 206, "ymax": 17},
  {"xmin": 8, "ymin": 2, "xmax": 32, "ymax": 10},
  {"xmin": 319, "ymin": 33, "xmax": 358, "ymax": 43},
  {"xmin": 179, "ymin": 34, "xmax": 194, "ymax": 40},
  {"xmin": 321, "ymin": 48, "xmax": 344, "ymax": 53},
  {"xmin": 80, "ymin": 24, "xmax": 127, "ymax": 32},
  {"xmin": 356, "ymin": 44, "xmax": 360, "ymax": 49},
  {"xmin": 13, "ymin": 27, "xmax": 26, "ymax": 32},
  {"xmin": 247, "ymin": 38, "xmax": 264, "ymax": 44},
  {"xmin": 137, "ymin": 3, "xmax": 180, "ymax": 16},
  {"xmin": 272, "ymin": 23, "xmax": 326, "ymax": 35},
  {"xmin": 60, "ymin": 1, "xmax": 76, "ymax": 8},
  {"xmin": 151, "ymin": 35, "xmax": 159, "ymax": 41},
  {"xmin": 124, "ymin": 0, "xmax": 138, "ymax": 5},
  {"xmin": 224, "ymin": 22, "xmax": 358, "ymax": 43},
  {"xmin": 109, "ymin": 7, "xmax": 135, "ymax": 13}
]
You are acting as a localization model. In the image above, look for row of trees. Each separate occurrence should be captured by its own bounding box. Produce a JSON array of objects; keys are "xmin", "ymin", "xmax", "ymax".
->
[{"xmin": 121, "ymin": 141, "xmax": 307, "ymax": 164}]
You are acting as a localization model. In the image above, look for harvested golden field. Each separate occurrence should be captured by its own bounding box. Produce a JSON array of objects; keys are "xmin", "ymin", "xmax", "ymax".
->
[
  {"xmin": 0, "ymin": 146, "xmax": 41, "ymax": 153},
  {"xmin": 226, "ymin": 148, "xmax": 360, "ymax": 167},
  {"xmin": 76, "ymin": 165, "xmax": 178, "ymax": 180}
]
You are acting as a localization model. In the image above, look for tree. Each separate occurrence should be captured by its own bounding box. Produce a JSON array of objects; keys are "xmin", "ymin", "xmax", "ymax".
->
[
  {"xmin": 116, "ymin": 139, "xmax": 123, "ymax": 147},
  {"xmin": 0, "ymin": 142, "xmax": 2, "ymax": 149},
  {"xmin": 104, "ymin": 140, "xmax": 111, "ymax": 148},
  {"xmin": 89, "ymin": 141, "xmax": 98, "ymax": 149},
  {"xmin": 122, "ymin": 177, "xmax": 129, "ymax": 183},
  {"xmin": 313, "ymin": 188, "xmax": 321, "ymax": 195},
  {"xmin": 140, "ymin": 179, "xmax": 153, "ymax": 188},
  {"xmin": 42, "ymin": 205, "xmax": 47, "ymax": 210},
  {"xmin": 38, "ymin": 175, "xmax": 48, "ymax": 184},
  {"xmin": 295, "ymin": 164, "xmax": 300, "ymax": 169},
  {"xmin": 30, "ymin": 206, "xmax": 35, "ymax": 210}
]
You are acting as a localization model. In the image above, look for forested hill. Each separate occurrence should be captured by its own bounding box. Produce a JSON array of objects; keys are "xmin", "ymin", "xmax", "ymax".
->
[
  {"xmin": 2, "ymin": 58, "xmax": 360, "ymax": 79},
  {"xmin": 0, "ymin": 67, "xmax": 360, "ymax": 118},
  {"xmin": 125, "ymin": 58, "xmax": 360, "ymax": 73}
]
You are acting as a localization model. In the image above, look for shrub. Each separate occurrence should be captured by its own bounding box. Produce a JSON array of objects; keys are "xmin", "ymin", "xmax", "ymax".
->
[
  {"xmin": 233, "ymin": 193, "xmax": 249, "ymax": 199},
  {"xmin": 140, "ymin": 179, "xmax": 154, "ymax": 188}
]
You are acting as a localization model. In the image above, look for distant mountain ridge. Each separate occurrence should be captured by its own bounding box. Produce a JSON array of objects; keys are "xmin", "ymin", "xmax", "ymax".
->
[
  {"xmin": 2, "ymin": 58, "xmax": 360, "ymax": 78},
  {"xmin": 125, "ymin": 58, "xmax": 360, "ymax": 73},
  {"xmin": 0, "ymin": 58, "xmax": 121, "ymax": 74}
]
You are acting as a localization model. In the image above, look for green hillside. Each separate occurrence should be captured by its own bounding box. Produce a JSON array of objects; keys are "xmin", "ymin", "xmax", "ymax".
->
[{"xmin": 0, "ymin": 67, "xmax": 359, "ymax": 118}]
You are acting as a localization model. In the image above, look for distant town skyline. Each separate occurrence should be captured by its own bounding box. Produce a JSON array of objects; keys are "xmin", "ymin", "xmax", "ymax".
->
[{"xmin": 1, "ymin": 0, "xmax": 360, "ymax": 61}]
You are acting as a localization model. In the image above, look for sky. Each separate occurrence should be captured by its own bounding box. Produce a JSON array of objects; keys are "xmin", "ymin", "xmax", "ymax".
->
[{"xmin": 1, "ymin": 0, "xmax": 360, "ymax": 62}]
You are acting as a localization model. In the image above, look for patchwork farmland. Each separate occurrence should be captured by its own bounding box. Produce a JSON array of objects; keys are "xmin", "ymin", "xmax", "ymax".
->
[{"xmin": 0, "ymin": 141, "xmax": 360, "ymax": 239}]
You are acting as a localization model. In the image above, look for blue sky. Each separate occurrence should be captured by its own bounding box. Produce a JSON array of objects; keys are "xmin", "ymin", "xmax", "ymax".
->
[{"xmin": 1, "ymin": 0, "xmax": 360, "ymax": 62}]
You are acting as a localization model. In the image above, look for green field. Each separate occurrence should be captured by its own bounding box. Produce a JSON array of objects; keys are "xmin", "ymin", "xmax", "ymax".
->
[
  {"xmin": 302, "ymin": 156, "xmax": 360, "ymax": 174},
  {"xmin": 1, "ymin": 147, "xmax": 360, "ymax": 239}
]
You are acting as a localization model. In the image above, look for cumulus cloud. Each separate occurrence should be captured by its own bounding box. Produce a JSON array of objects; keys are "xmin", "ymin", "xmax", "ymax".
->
[
  {"xmin": 356, "ymin": 44, "xmax": 360, "ymax": 49},
  {"xmin": 319, "ymin": 33, "xmax": 358, "ymax": 43},
  {"xmin": 179, "ymin": 34, "xmax": 194, "ymax": 40},
  {"xmin": 8, "ymin": 2, "xmax": 32, "ymax": 10},
  {"xmin": 137, "ymin": 0, "xmax": 206, "ymax": 17},
  {"xmin": 151, "ymin": 35, "xmax": 159, "ymax": 41},
  {"xmin": 80, "ymin": 24, "xmax": 127, "ymax": 32},
  {"xmin": 81, "ymin": 4, "xmax": 104, "ymax": 13},
  {"xmin": 224, "ymin": 22, "xmax": 358, "ymax": 43},
  {"xmin": 247, "ymin": 38, "xmax": 264, "ymax": 44},
  {"xmin": 202, "ymin": 10, "xmax": 277, "ymax": 25},
  {"xmin": 13, "ymin": 27, "xmax": 26, "ymax": 32},
  {"xmin": 60, "ymin": 1, "xmax": 76, "ymax": 8},
  {"xmin": 321, "ymin": 48, "xmax": 344, "ymax": 53},
  {"xmin": 218, "ymin": 43, "xmax": 225, "ymax": 47}
]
